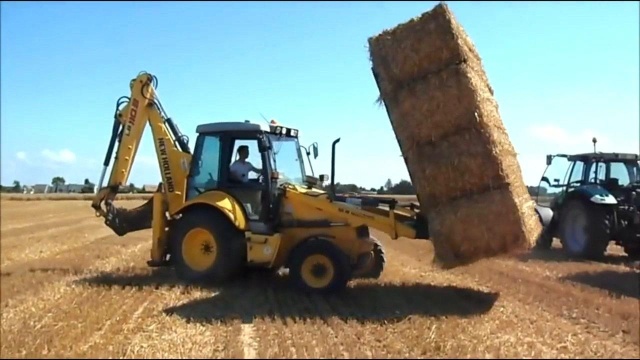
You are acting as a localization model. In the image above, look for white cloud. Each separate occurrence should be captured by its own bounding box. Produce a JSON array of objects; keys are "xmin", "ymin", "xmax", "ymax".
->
[
  {"xmin": 41, "ymin": 149, "xmax": 77, "ymax": 164},
  {"xmin": 15, "ymin": 151, "xmax": 27, "ymax": 161}
]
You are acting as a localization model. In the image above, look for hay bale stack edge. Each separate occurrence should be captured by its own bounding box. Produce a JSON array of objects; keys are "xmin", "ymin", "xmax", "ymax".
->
[{"xmin": 368, "ymin": 2, "xmax": 542, "ymax": 267}]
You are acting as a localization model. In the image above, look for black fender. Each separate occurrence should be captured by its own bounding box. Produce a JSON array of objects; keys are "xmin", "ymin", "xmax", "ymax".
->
[{"xmin": 534, "ymin": 204, "xmax": 554, "ymax": 228}]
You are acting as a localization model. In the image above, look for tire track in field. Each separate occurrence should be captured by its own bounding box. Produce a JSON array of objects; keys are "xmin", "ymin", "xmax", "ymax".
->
[
  {"xmin": 247, "ymin": 272, "xmax": 363, "ymax": 358},
  {"xmin": 0, "ymin": 242, "xmax": 149, "ymax": 359},
  {"xmin": 0, "ymin": 241, "xmax": 148, "ymax": 343},
  {"xmin": 240, "ymin": 323, "xmax": 258, "ymax": 359},
  {"xmin": 1, "ymin": 212, "xmax": 93, "ymax": 238},
  {"xmin": 0, "ymin": 201, "xmax": 83, "ymax": 220},
  {"xmin": 0, "ymin": 233, "xmax": 116, "ymax": 305},
  {"xmin": 463, "ymin": 258, "xmax": 640, "ymax": 344},
  {"xmin": 385, "ymin": 237, "xmax": 639, "ymax": 358},
  {"xmin": 78, "ymin": 268, "xmax": 245, "ymax": 358},
  {"xmin": 0, "ymin": 222, "xmax": 119, "ymax": 268}
]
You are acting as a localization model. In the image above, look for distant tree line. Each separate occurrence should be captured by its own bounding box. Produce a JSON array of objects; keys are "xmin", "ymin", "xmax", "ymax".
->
[
  {"xmin": 0, "ymin": 176, "xmax": 152, "ymax": 194},
  {"xmin": 318, "ymin": 178, "xmax": 416, "ymax": 195},
  {"xmin": 2, "ymin": 176, "xmax": 548, "ymax": 197}
]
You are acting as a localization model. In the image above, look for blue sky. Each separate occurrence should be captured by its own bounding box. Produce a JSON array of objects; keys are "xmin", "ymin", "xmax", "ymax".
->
[{"xmin": 1, "ymin": 1, "xmax": 638, "ymax": 190}]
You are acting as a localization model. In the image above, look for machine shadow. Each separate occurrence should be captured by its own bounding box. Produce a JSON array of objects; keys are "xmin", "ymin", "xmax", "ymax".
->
[
  {"xmin": 560, "ymin": 270, "xmax": 640, "ymax": 300},
  {"xmin": 78, "ymin": 268, "xmax": 499, "ymax": 324}
]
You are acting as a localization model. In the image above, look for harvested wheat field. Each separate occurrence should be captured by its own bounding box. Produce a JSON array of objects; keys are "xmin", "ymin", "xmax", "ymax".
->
[{"xmin": 1, "ymin": 200, "xmax": 639, "ymax": 359}]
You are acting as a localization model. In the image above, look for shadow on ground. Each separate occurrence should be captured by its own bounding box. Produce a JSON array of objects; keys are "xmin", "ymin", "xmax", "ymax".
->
[
  {"xmin": 561, "ymin": 270, "xmax": 640, "ymax": 300},
  {"xmin": 518, "ymin": 245, "xmax": 631, "ymax": 267},
  {"xmin": 78, "ymin": 268, "xmax": 499, "ymax": 324}
]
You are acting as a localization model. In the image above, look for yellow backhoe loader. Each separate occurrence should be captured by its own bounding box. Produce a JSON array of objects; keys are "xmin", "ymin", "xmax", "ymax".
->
[{"xmin": 92, "ymin": 72, "xmax": 429, "ymax": 293}]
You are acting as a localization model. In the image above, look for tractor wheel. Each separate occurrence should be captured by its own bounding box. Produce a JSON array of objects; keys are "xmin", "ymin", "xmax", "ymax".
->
[
  {"xmin": 288, "ymin": 238, "xmax": 351, "ymax": 294},
  {"xmin": 558, "ymin": 199, "xmax": 610, "ymax": 260},
  {"xmin": 352, "ymin": 237, "xmax": 386, "ymax": 279},
  {"xmin": 170, "ymin": 209, "xmax": 246, "ymax": 284}
]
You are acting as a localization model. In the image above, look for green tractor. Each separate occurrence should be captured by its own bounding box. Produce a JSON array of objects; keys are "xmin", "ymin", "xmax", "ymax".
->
[{"xmin": 533, "ymin": 139, "xmax": 640, "ymax": 260}]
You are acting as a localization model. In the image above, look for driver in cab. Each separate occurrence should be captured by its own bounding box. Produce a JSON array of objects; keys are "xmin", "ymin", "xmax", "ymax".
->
[{"xmin": 230, "ymin": 145, "xmax": 262, "ymax": 183}]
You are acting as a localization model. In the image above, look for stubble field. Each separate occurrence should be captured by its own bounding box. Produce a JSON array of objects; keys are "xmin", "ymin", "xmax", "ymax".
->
[{"xmin": 1, "ymin": 199, "xmax": 639, "ymax": 358}]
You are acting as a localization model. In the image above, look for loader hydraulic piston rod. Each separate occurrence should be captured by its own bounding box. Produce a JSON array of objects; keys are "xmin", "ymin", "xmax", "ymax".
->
[
  {"xmin": 97, "ymin": 97, "xmax": 129, "ymax": 193},
  {"xmin": 330, "ymin": 137, "xmax": 341, "ymax": 201}
]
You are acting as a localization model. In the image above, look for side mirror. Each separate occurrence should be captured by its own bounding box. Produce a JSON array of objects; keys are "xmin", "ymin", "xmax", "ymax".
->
[
  {"xmin": 319, "ymin": 174, "xmax": 329, "ymax": 183},
  {"xmin": 546, "ymin": 155, "xmax": 553, "ymax": 166},
  {"xmin": 553, "ymin": 178, "xmax": 560, "ymax": 184},
  {"xmin": 312, "ymin": 143, "xmax": 319, "ymax": 159},
  {"xmin": 540, "ymin": 176, "xmax": 551, "ymax": 186}
]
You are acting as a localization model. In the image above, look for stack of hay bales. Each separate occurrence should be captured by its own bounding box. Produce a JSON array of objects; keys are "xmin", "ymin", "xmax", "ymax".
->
[{"xmin": 368, "ymin": 2, "xmax": 542, "ymax": 268}]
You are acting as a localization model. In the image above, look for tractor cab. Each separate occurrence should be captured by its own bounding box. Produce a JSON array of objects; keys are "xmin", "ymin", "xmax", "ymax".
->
[
  {"xmin": 186, "ymin": 120, "xmax": 320, "ymax": 233},
  {"xmin": 537, "ymin": 152, "xmax": 640, "ymax": 207}
]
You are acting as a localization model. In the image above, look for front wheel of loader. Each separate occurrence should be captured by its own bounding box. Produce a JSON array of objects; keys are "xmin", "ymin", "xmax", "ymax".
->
[
  {"xmin": 288, "ymin": 239, "xmax": 351, "ymax": 294},
  {"xmin": 170, "ymin": 209, "xmax": 246, "ymax": 284},
  {"xmin": 352, "ymin": 237, "xmax": 386, "ymax": 279}
]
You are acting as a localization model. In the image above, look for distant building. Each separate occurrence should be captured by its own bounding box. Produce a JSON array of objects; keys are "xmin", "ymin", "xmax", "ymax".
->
[
  {"xmin": 32, "ymin": 184, "xmax": 51, "ymax": 194},
  {"xmin": 141, "ymin": 184, "xmax": 159, "ymax": 193},
  {"xmin": 64, "ymin": 184, "xmax": 85, "ymax": 193}
]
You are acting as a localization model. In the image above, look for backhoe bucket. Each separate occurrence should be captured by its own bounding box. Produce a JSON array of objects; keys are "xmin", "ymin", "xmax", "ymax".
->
[{"xmin": 104, "ymin": 195, "xmax": 154, "ymax": 236}]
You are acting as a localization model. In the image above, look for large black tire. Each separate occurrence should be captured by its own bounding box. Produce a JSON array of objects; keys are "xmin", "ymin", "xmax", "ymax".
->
[
  {"xmin": 170, "ymin": 208, "xmax": 246, "ymax": 284},
  {"xmin": 558, "ymin": 199, "xmax": 610, "ymax": 259},
  {"xmin": 352, "ymin": 237, "xmax": 386, "ymax": 279},
  {"xmin": 288, "ymin": 238, "xmax": 351, "ymax": 294}
]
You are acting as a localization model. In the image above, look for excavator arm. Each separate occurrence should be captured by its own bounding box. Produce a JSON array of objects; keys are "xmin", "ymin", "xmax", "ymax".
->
[{"xmin": 91, "ymin": 72, "xmax": 192, "ymax": 237}]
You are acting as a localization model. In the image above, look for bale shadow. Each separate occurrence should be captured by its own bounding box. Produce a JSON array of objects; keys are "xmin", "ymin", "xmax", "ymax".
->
[
  {"xmin": 78, "ymin": 269, "xmax": 499, "ymax": 324},
  {"xmin": 561, "ymin": 270, "xmax": 640, "ymax": 299}
]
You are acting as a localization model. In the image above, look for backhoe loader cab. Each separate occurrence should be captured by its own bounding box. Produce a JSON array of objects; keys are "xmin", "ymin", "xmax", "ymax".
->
[{"xmin": 185, "ymin": 120, "xmax": 314, "ymax": 221}]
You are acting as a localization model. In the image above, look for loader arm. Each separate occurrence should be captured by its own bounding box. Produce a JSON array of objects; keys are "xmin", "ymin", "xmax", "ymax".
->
[
  {"xmin": 331, "ymin": 195, "xmax": 429, "ymax": 240},
  {"xmin": 91, "ymin": 72, "xmax": 193, "ymax": 236}
]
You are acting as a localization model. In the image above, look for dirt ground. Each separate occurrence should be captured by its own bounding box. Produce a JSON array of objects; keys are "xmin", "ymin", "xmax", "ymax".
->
[{"xmin": 1, "ymin": 200, "xmax": 638, "ymax": 359}]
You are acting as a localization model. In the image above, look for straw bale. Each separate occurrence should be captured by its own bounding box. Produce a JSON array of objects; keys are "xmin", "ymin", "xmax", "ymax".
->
[
  {"xmin": 401, "ymin": 125, "xmax": 522, "ymax": 208},
  {"xmin": 368, "ymin": 2, "xmax": 486, "ymax": 93},
  {"xmin": 427, "ymin": 186, "xmax": 543, "ymax": 269},
  {"xmin": 384, "ymin": 61, "xmax": 497, "ymax": 146}
]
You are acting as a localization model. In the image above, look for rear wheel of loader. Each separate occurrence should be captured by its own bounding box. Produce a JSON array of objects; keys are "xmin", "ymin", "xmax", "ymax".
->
[
  {"xmin": 288, "ymin": 238, "xmax": 351, "ymax": 294},
  {"xmin": 352, "ymin": 237, "xmax": 386, "ymax": 279},
  {"xmin": 170, "ymin": 209, "xmax": 246, "ymax": 284}
]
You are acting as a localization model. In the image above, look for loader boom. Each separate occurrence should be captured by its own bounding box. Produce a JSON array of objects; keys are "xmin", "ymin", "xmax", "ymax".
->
[{"xmin": 91, "ymin": 72, "xmax": 193, "ymax": 236}]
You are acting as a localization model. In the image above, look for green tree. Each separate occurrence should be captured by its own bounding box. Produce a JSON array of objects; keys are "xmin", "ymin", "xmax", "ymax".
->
[
  {"xmin": 51, "ymin": 176, "xmax": 65, "ymax": 192},
  {"xmin": 390, "ymin": 179, "xmax": 415, "ymax": 195},
  {"xmin": 12, "ymin": 180, "xmax": 21, "ymax": 193},
  {"xmin": 384, "ymin": 178, "xmax": 393, "ymax": 192}
]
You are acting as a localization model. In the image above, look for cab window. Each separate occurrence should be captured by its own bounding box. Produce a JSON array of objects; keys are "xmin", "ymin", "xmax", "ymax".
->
[
  {"xmin": 229, "ymin": 139, "xmax": 263, "ymax": 180},
  {"xmin": 187, "ymin": 135, "xmax": 221, "ymax": 199}
]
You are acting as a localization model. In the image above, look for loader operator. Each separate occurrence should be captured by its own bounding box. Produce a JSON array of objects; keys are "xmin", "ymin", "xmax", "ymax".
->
[
  {"xmin": 229, "ymin": 145, "xmax": 262, "ymax": 218},
  {"xmin": 230, "ymin": 145, "xmax": 262, "ymax": 183}
]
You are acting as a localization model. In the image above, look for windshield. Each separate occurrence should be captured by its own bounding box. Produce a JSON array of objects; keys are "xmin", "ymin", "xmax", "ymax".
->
[
  {"xmin": 268, "ymin": 134, "xmax": 306, "ymax": 186},
  {"xmin": 610, "ymin": 161, "xmax": 640, "ymax": 186}
]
